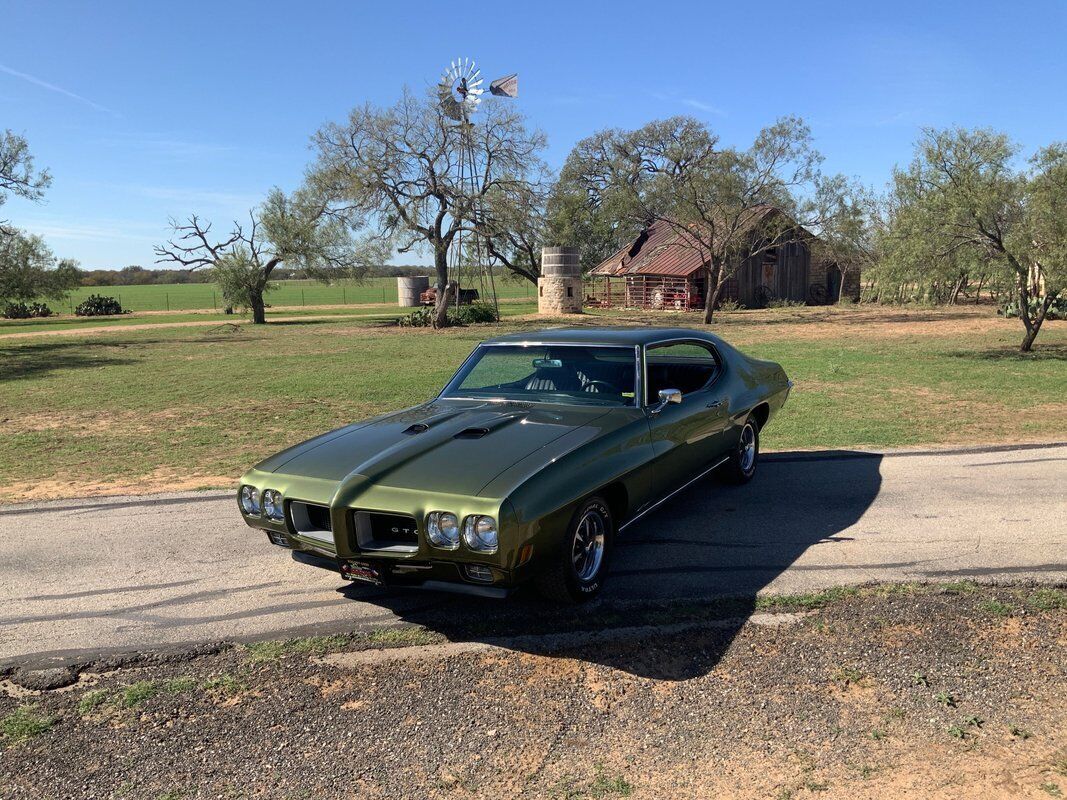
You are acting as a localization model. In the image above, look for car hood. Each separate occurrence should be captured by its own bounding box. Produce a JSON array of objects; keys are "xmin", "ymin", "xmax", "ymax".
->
[{"xmin": 256, "ymin": 399, "xmax": 616, "ymax": 497}]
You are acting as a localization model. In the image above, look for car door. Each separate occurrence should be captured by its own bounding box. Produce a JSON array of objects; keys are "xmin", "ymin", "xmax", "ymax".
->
[{"xmin": 643, "ymin": 340, "xmax": 730, "ymax": 498}]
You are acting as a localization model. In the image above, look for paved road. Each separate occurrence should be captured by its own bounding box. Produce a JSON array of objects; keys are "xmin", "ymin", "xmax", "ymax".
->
[{"xmin": 1, "ymin": 444, "xmax": 1064, "ymax": 666}]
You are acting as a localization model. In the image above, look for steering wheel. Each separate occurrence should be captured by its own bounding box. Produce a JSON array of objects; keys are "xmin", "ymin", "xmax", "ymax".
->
[{"xmin": 583, "ymin": 379, "xmax": 618, "ymax": 394}]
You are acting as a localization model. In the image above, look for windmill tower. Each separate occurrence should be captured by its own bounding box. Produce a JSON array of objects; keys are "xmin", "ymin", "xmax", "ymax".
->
[{"xmin": 437, "ymin": 59, "xmax": 519, "ymax": 318}]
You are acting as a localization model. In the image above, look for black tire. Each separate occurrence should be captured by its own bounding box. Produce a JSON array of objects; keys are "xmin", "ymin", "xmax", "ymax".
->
[
  {"xmin": 536, "ymin": 496, "xmax": 613, "ymax": 604},
  {"xmin": 720, "ymin": 418, "xmax": 759, "ymax": 484}
]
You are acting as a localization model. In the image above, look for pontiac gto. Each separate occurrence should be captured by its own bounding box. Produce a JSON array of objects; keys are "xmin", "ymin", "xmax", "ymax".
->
[{"xmin": 238, "ymin": 327, "xmax": 791, "ymax": 602}]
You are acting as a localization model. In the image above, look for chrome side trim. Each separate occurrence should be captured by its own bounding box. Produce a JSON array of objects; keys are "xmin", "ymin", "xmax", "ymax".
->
[{"xmin": 618, "ymin": 455, "xmax": 730, "ymax": 532}]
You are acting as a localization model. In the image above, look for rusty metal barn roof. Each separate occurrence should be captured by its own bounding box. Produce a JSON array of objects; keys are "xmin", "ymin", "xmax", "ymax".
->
[{"xmin": 589, "ymin": 205, "xmax": 787, "ymax": 278}]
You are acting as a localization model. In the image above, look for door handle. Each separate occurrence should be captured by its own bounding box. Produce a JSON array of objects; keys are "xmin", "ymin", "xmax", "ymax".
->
[{"xmin": 706, "ymin": 399, "xmax": 726, "ymax": 410}]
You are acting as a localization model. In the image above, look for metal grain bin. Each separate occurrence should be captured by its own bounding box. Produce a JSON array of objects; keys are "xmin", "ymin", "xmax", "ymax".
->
[
  {"xmin": 540, "ymin": 247, "xmax": 581, "ymax": 277},
  {"xmin": 397, "ymin": 275, "xmax": 430, "ymax": 307}
]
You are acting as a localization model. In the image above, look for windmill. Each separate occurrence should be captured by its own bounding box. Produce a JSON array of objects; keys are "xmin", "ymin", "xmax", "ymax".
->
[{"xmin": 437, "ymin": 58, "xmax": 518, "ymax": 317}]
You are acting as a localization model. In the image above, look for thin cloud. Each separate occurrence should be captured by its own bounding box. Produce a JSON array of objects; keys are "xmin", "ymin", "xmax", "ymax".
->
[
  {"xmin": 681, "ymin": 98, "xmax": 726, "ymax": 116},
  {"xmin": 132, "ymin": 185, "xmax": 262, "ymax": 209},
  {"xmin": 652, "ymin": 90, "xmax": 727, "ymax": 117},
  {"xmin": 0, "ymin": 63, "xmax": 119, "ymax": 115},
  {"xmin": 99, "ymin": 133, "xmax": 236, "ymax": 159},
  {"xmin": 18, "ymin": 219, "xmax": 159, "ymax": 244}
]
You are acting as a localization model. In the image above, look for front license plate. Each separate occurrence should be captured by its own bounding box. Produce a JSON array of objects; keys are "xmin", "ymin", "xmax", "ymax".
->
[{"xmin": 340, "ymin": 560, "xmax": 383, "ymax": 585}]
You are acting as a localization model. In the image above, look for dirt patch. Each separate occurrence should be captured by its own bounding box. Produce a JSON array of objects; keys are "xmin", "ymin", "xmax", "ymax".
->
[
  {"xmin": 1, "ymin": 586, "xmax": 1063, "ymax": 799},
  {"xmin": 2, "ymin": 470, "xmax": 235, "ymax": 503}
]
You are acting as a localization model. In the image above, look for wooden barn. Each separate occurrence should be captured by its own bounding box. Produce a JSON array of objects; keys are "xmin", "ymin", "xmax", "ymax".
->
[{"xmin": 587, "ymin": 205, "xmax": 859, "ymax": 310}]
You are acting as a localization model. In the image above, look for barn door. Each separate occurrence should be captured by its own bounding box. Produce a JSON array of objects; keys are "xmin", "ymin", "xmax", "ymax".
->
[{"xmin": 826, "ymin": 266, "xmax": 842, "ymax": 302}]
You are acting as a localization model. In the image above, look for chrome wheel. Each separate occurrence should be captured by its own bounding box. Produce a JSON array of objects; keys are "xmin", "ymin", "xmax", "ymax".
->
[
  {"xmin": 571, "ymin": 508, "xmax": 606, "ymax": 581},
  {"xmin": 739, "ymin": 423, "xmax": 757, "ymax": 473}
]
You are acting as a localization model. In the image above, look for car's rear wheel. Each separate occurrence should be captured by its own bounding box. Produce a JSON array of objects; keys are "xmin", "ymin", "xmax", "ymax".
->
[
  {"xmin": 536, "ymin": 496, "xmax": 612, "ymax": 604},
  {"xmin": 720, "ymin": 418, "xmax": 759, "ymax": 484}
]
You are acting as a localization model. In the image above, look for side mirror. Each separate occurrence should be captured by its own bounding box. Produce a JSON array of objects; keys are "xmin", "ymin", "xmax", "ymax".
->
[{"xmin": 651, "ymin": 388, "xmax": 682, "ymax": 414}]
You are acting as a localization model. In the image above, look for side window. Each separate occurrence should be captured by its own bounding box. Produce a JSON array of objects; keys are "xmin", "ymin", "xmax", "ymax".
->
[{"xmin": 645, "ymin": 341, "xmax": 720, "ymax": 403}]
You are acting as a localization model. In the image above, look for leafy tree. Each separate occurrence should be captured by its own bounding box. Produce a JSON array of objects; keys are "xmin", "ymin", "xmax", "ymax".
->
[
  {"xmin": 884, "ymin": 128, "xmax": 1065, "ymax": 351},
  {"xmin": 557, "ymin": 116, "xmax": 823, "ymax": 322},
  {"xmin": 155, "ymin": 188, "xmax": 374, "ymax": 323},
  {"xmin": 309, "ymin": 88, "xmax": 547, "ymax": 327},
  {"xmin": 0, "ymin": 231, "xmax": 78, "ymax": 305},
  {"xmin": 809, "ymin": 175, "xmax": 880, "ymax": 304},
  {"xmin": 0, "ymin": 130, "xmax": 51, "ymax": 236},
  {"xmin": 545, "ymin": 179, "xmax": 636, "ymax": 273}
]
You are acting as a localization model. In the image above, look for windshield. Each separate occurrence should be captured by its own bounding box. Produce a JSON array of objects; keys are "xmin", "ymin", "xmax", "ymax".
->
[{"xmin": 441, "ymin": 344, "xmax": 637, "ymax": 407}]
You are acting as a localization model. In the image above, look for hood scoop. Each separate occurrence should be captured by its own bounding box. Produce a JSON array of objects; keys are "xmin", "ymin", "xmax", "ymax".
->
[
  {"xmin": 453, "ymin": 411, "xmax": 527, "ymax": 440},
  {"xmin": 454, "ymin": 427, "xmax": 490, "ymax": 439},
  {"xmin": 403, "ymin": 423, "xmax": 430, "ymax": 435}
]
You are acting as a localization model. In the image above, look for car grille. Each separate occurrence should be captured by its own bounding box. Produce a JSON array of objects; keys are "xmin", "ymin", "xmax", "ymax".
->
[
  {"xmin": 352, "ymin": 510, "xmax": 420, "ymax": 551},
  {"xmin": 288, "ymin": 501, "xmax": 333, "ymax": 545}
]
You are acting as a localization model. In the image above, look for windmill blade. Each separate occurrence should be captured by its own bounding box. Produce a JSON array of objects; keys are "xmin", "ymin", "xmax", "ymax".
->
[{"xmin": 489, "ymin": 73, "xmax": 518, "ymax": 98}]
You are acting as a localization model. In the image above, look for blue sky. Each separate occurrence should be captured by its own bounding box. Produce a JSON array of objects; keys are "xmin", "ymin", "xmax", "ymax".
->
[{"xmin": 2, "ymin": 0, "xmax": 1065, "ymax": 269}]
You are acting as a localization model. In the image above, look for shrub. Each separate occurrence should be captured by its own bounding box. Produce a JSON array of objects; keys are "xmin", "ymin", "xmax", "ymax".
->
[
  {"xmin": 74, "ymin": 294, "xmax": 127, "ymax": 317},
  {"xmin": 397, "ymin": 307, "xmax": 434, "ymax": 328},
  {"xmin": 1001, "ymin": 296, "xmax": 1066, "ymax": 321},
  {"xmin": 767, "ymin": 298, "xmax": 806, "ymax": 309},
  {"xmin": 397, "ymin": 301, "xmax": 498, "ymax": 328},
  {"xmin": 2, "ymin": 302, "xmax": 52, "ymax": 319},
  {"xmin": 716, "ymin": 299, "xmax": 742, "ymax": 313},
  {"xmin": 2, "ymin": 302, "xmax": 31, "ymax": 319},
  {"xmin": 452, "ymin": 301, "xmax": 498, "ymax": 324}
]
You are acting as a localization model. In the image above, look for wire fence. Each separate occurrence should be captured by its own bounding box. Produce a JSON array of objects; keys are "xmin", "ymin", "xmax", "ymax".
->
[{"xmin": 57, "ymin": 278, "xmax": 535, "ymax": 313}]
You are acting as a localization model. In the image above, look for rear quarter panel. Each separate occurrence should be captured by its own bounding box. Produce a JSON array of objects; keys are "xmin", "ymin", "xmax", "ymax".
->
[{"xmin": 713, "ymin": 341, "xmax": 791, "ymax": 448}]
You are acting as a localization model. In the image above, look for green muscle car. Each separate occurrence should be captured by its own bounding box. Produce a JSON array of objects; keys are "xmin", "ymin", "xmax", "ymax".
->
[{"xmin": 238, "ymin": 327, "xmax": 791, "ymax": 602}]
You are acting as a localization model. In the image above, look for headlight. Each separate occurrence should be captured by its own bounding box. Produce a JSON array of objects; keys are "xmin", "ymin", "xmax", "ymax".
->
[
  {"xmin": 239, "ymin": 485, "xmax": 261, "ymax": 515},
  {"xmin": 462, "ymin": 515, "xmax": 498, "ymax": 553},
  {"xmin": 426, "ymin": 511, "xmax": 460, "ymax": 549},
  {"xmin": 262, "ymin": 489, "xmax": 284, "ymax": 521}
]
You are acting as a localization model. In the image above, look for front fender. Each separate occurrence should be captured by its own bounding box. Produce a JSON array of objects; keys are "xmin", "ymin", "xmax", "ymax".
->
[{"xmin": 498, "ymin": 410, "xmax": 653, "ymax": 563}]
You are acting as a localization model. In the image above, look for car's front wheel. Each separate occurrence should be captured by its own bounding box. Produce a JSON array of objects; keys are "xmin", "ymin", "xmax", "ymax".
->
[
  {"xmin": 536, "ymin": 496, "xmax": 613, "ymax": 603},
  {"xmin": 720, "ymin": 418, "xmax": 759, "ymax": 484}
]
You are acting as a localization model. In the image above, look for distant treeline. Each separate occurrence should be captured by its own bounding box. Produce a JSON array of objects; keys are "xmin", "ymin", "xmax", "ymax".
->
[{"xmin": 75, "ymin": 264, "xmax": 435, "ymax": 286}]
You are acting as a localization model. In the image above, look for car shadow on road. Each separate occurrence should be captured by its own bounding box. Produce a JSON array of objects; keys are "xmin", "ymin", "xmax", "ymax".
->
[{"xmin": 344, "ymin": 451, "xmax": 883, "ymax": 680}]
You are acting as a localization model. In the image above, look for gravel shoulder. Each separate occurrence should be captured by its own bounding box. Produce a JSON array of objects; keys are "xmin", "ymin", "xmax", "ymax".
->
[{"xmin": 1, "ymin": 584, "xmax": 1064, "ymax": 799}]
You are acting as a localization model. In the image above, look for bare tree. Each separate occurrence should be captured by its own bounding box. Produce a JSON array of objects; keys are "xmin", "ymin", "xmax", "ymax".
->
[
  {"xmin": 558, "ymin": 116, "xmax": 823, "ymax": 322},
  {"xmin": 155, "ymin": 188, "xmax": 372, "ymax": 323},
  {"xmin": 1, "ymin": 130, "xmax": 52, "ymax": 236},
  {"xmin": 478, "ymin": 175, "xmax": 551, "ymax": 285},
  {"xmin": 309, "ymin": 88, "xmax": 547, "ymax": 327}
]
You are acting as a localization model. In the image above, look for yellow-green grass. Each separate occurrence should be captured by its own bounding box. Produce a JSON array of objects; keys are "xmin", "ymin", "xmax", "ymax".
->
[
  {"xmin": 0, "ymin": 306, "xmax": 1063, "ymax": 501},
  {"xmin": 46, "ymin": 276, "xmax": 537, "ymax": 313}
]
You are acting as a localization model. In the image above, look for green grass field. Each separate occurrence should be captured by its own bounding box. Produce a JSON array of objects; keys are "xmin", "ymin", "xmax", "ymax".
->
[
  {"xmin": 1, "ymin": 306, "xmax": 1064, "ymax": 501},
  {"xmin": 0, "ymin": 300, "xmax": 538, "ymax": 335},
  {"xmin": 48, "ymin": 276, "xmax": 537, "ymax": 313}
]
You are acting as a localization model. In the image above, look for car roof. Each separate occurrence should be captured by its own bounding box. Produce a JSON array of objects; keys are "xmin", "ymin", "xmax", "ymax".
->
[{"xmin": 484, "ymin": 327, "xmax": 725, "ymax": 347}]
